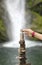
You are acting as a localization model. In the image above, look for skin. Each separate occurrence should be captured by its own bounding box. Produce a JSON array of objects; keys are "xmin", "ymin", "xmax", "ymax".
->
[{"xmin": 21, "ymin": 29, "xmax": 42, "ymax": 40}]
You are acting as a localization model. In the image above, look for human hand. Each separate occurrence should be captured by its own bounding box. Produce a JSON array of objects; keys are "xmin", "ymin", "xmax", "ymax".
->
[{"xmin": 21, "ymin": 29, "xmax": 34, "ymax": 37}]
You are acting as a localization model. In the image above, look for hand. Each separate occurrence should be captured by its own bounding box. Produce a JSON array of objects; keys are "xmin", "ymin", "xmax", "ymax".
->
[{"xmin": 21, "ymin": 29, "xmax": 34, "ymax": 37}]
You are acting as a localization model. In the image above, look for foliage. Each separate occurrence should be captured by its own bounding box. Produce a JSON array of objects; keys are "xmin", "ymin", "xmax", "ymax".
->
[
  {"xmin": 26, "ymin": 0, "xmax": 42, "ymax": 33},
  {"xmin": 31, "ymin": 11, "xmax": 42, "ymax": 33},
  {"xmin": 26, "ymin": 0, "xmax": 42, "ymax": 40},
  {"xmin": 0, "ymin": 19, "xmax": 9, "ymax": 43},
  {"xmin": 26, "ymin": 0, "xmax": 42, "ymax": 8}
]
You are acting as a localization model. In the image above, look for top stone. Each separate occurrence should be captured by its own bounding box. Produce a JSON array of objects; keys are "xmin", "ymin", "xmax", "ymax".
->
[{"xmin": 20, "ymin": 31, "xmax": 24, "ymax": 41}]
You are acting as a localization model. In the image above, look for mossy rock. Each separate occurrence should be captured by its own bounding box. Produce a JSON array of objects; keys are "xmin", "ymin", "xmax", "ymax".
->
[
  {"xmin": 31, "ymin": 11, "xmax": 42, "ymax": 33},
  {"xmin": 0, "ymin": 18, "xmax": 9, "ymax": 43}
]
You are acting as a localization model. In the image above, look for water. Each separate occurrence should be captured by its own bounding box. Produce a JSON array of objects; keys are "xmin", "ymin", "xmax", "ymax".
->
[
  {"xmin": 0, "ymin": 46, "xmax": 42, "ymax": 65},
  {"xmin": 5, "ymin": 0, "xmax": 26, "ymax": 42},
  {"xmin": 2, "ymin": 0, "xmax": 33, "ymax": 47}
]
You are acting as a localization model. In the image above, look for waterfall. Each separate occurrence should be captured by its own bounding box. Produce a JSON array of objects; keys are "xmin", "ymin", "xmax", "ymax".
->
[
  {"xmin": 2, "ymin": 0, "xmax": 42, "ymax": 48},
  {"xmin": 5, "ymin": 0, "xmax": 26, "ymax": 42}
]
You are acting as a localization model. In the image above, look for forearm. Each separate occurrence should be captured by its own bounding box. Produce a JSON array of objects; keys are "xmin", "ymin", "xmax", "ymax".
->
[
  {"xmin": 21, "ymin": 29, "xmax": 42, "ymax": 40},
  {"xmin": 34, "ymin": 32, "xmax": 42, "ymax": 40}
]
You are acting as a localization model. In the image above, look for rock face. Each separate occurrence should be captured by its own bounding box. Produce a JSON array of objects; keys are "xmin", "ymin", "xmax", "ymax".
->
[
  {"xmin": 18, "ymin": 32, "xmax": 31, "ymax": 65},
  {"xmin": 0, "ymin": 0, "xmax": 9, "ymax": 43}
]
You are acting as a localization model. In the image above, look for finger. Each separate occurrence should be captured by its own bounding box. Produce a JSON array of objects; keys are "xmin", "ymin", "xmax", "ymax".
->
[{"xmin": 21, "ymin": 29, "xmax": 28, "ymax": 32}]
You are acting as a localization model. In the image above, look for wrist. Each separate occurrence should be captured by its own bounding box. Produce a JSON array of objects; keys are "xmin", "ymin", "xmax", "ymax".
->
[{"xmin": 32, "ymin": 31, "xmax": 35, "ymax": 37}]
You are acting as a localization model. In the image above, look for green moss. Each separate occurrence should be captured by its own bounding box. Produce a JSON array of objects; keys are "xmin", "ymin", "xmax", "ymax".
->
[
  {"xmin": 0, "ymin": 19, "xmax": 9, "ymax": 43},
  {"xmin": 0, "ymin": 19, "xmax": 6, "ymax": 31},
  {"xmin": 26, "ymin": 0, "xmax": 42, "ymax": 41},
  {"xmin": 26, "ymin": 0, "xmax": 42, "ymax": 8},
  {"xmin": 31, "ymin": 11, "xmax": 42, "ymax": 33}
]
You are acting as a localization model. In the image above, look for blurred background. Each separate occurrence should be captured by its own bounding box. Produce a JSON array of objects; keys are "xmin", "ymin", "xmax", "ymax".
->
[
  {"xmin": 0, "ymin": 0, "xmax": 42, "ymax": 65},
  {"xmin": 0, "ymin": 0, "xmax": 42, "ymax": 43}
]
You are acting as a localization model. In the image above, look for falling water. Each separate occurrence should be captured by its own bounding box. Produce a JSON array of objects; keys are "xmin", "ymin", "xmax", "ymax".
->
[
  {"xmin": 2, "ymin": 0, "xmax": 42, "ymax": 48},
  {"xmin": 5, "ymin": 0, "xmax": 26, "ymax": 42}
]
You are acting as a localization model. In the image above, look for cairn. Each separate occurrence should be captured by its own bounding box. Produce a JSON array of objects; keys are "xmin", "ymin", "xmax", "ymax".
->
[{"xmin": 18, "ymin": 32, "xmax": 31, "ymax": 65}]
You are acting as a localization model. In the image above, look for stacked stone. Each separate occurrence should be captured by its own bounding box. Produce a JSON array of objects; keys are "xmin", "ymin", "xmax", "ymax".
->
[
  {"xmin": 19, "ymin": 33, "xmax": 26, "ymax": 65},
  {"xmin": 18, "ymin": 32, "xmax": 31, "ymax": 65}
]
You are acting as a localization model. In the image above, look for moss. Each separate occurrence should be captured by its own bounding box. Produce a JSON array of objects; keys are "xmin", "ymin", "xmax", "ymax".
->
[
  {"xmin": 26, "ymin": 0, "xmax": 42, "ymax": 7},
  {"xmin": 0, "ymin": 18, "xmax": 9, "ymax": 43},
  {"xmin": 31, "ymin": 11, "xmax": 42, "ymax": 33},
  {"xmin": 26, "ymin": 0, "xmax": 42, "ymax": 40}
]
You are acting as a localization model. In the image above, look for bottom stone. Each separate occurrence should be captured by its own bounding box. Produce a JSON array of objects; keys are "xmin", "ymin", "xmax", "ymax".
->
[
  {"xmin": 26, "ymin": 63, "xmax": 31, "ymax": 65},
  {"xmin": 17, "ymin": 63, "xmax": 31, "ymax": 65}
]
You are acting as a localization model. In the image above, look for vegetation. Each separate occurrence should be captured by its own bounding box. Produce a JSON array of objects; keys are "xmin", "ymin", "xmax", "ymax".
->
[
  {"xmin": 26, "ymin": 0, "xmax": 42, "ymax": 7},
  {"xmin": 0, "ymin": 19, "xmax": 9, "ymax": 43},
  {"xmin": 0, "ymin": 0, "xmax": 9, "ymax": 43},
  {"xmin": 26, "ymin": 0, "xmax": 42, "ymax": 40},
  {"xmin": 26, "ymin": 0, "xmax": 42, "ymax": 32},
  {"xmin": 31, "ymin": 11, "xmax": 42, "ymax": 33}
]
